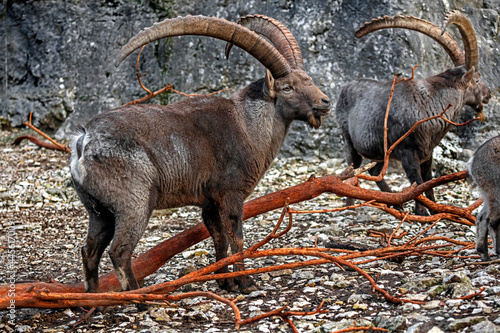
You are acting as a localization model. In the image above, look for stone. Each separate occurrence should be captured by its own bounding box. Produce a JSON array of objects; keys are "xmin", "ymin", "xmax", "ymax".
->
[
  {"xmin": 406, "ymin": 323, "xmax": 423, "ymax": 333},
  {"xmin": 138, "ymin": 316, "xmax": 158, "ymax": 328},
  {"xmin": 445, "ymin": 299, "xmax": 463, "ymax": 307},
  {"xmin": 374, "ymin": 314, "xmax": 407, "ymax": 332},
  {"xmin": 347, "ymin": 293, "xmax": 370, "ymax": 304},
  {"xmin": 405, "ymin": 293, "xmax": 428, "ymax": 302},
  {"xmin": 292, "ymin": 270, "xmax": 315, "ymax": 280},
  {"xmin": 401, "ymin": 303, "xmax": 420, "ymax": 312},
  {"xmin": 149, "ymin": 308, "xmax": 172, "ymax": 321},
  {"xmin": 62, "ymin": 308, "xmax": 75, "ymax": 318},
  {"xmin": 486, "ymin": 286, "xmax": 500, "ymax": 295},
  {"xmin": 469, "ymin": 320, "xmax": 498, "ymax": 333},
  {"xmin": 443, "ymin": 271, "xmax": 469, "ymax": 284},
  {"xmin": 14, "ymin": 326, "xmax": 32, "ymax": 333},
  {"xmin": 446, "ymin": 316, "xmax": 487, "ymax": 331},
  {"xmin": 442, "ymin": 272, "xmax": 474, "ymax": 298},
  {"xmin": 427, "ymin": 328, "xmax": 444, "ymax": 333},
  {"xmin": 352, "ymin": 303, "xmax": 368, "ymax": 311},
  {"xmin": 423, "ymin": 300, "xmax": 442, "ymax": 310},
  {"xmin": 403, "ymin": 276, "xmax": 443, "ymax": 290},
  {"xmin": 247, "ymin": 290, "xmax": 267, "ymax": 298}
]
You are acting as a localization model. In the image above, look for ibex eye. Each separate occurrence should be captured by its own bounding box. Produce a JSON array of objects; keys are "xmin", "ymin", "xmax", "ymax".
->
[{"xmin": 283, "ymin": 86, "xmax": 293, "ymax": 92}]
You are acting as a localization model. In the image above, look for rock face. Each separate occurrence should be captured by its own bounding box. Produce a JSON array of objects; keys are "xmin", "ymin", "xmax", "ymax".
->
[{"xmin": 1, "ymin": 0, "xmax": 498, "ymax": 160}]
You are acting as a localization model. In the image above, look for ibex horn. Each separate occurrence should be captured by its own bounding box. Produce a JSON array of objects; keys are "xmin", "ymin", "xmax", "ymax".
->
[
  {"xmin": 442, "ymin": 10, "xmax": 479, "ymax": 70},
  {"xmin": 116, "ymin": 15, "xmax": 292, "ymax": 79},
  {"xmin": 356, "ymin": 14, "xmax": 465, "ymax": 67},
  {"xmin": 225, "ymin": 14, "xmax": 305, "ymax": 70}
]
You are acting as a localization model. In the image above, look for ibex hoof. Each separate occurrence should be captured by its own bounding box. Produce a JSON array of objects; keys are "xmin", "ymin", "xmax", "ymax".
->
[
  {"xmin": 218, "ymin": 279, "xmax": 239, "ymax": 292},
  {"xmin": 240, "ymin": 284, "xmax": 259, "ymax": 294},
  {"xmin": 237, "ymin": 276, "xmax": 258, "ymax": 294},
  {"xmin": 479, "ymin": 253, "xmax": 492, "ymax": 262}
]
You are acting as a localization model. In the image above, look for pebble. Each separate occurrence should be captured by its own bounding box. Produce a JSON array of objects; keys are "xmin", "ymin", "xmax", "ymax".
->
[
  {"xmin": 427, "ymin": 327, "xmax": 444, "ymax": 333},
  {"xmin": 446, "ymin": 316, "xmax": 487, "ymax": 331}
]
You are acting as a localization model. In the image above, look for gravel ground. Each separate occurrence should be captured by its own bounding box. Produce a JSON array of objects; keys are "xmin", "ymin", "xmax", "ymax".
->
[{"xmin": 0, "ymin": 127, "xmax": 499, "ymax": 333}]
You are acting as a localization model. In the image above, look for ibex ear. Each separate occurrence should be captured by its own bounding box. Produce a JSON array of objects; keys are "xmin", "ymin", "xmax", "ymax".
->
[
  {"xmin": 461, "ymin": 66, "xmax": 475, "ymax": 87},
  {"xmin": 265, "ymin": 69, "xmax": 276, "ymax": 99}
]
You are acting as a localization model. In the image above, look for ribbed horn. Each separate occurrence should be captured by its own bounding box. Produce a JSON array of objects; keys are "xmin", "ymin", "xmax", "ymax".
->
[
  {"xmin": 356, "ymin": 14, "xmax": 465, "ymax": 67},
  {"xmin": 116, "ymin": 15, "xmax": 292, "ymax": 79},
  {"xmin": 225, "ymin": 14, "xmax": 305, "ymax": 70},
  {"xmin": 442, "ymin": 10, "xmax": 478, "ymax": 70}
]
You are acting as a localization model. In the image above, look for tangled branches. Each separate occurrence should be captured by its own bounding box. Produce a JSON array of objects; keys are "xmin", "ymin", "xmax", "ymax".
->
[{"xmin": 0, "ymin": 196, "xmax": 483, "ymax": 330}]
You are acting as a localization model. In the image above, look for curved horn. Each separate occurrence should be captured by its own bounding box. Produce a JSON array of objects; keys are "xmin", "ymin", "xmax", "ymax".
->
[
  {"xmin": 356, "ymin": 14, "xmax": 465, "ymax": 66},
  {"xmin": 225, "ymin": 14, "xmax": 305, "ymax": 70},
  {"xmin": 442, "ymin": 10, "xmax": 478, "ymax": 70},
  {"xmin": 116, "ymin": 15, "xmax": 292, "ymax": 79}
]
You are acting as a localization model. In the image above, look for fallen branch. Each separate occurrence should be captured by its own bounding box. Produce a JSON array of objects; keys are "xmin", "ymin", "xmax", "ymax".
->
[
  {"xmin": 12, "ymin": 135, "xmax": 68, "ymax": 152},
  {"xmin": 13, "ymin": 113, "xmax": 71, "ymax": 153}
]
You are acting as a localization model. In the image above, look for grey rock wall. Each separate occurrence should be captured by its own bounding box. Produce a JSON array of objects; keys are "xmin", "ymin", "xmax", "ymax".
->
[{"xmin": 1, "ymin": 0, "xmax": 499, "ymax": 161}]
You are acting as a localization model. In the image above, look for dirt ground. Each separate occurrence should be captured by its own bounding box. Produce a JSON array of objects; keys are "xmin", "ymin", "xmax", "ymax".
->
[{"xmin": 0, "ymin": 127, "xmax": 499, "ymax": 333}]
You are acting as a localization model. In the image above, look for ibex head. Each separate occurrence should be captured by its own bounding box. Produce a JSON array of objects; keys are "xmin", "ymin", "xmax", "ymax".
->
[
  {"xmin": 440, "ymin": 11, "xmax": 492, "ymax": 115},
  {"xmin": 356, "ymin": 10, "xmax": 491, "ymax": 120},
  {"xmin": 225, "ymin": 15, "xmax": 330, "ymax": 128},
  {"xmin": 459, "ymin": 67, "xmax": 491, "ymax": 116},
  {"xmin": 116, "ymin": 15, "xmax": 330, "ymax": 128},
  {"xmin": 266, "ymin": 68, "xmax": 330, "ymax": 128}
]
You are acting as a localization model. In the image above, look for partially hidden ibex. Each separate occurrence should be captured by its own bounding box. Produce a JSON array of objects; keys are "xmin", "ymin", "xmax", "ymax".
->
[
  {"xmin": 70, "ymin": 15, "xmax": 331, "ymax": 294},
  {"xmin": 468, "ymin": 136, "xmax": 500, "ymax": 261},
  {"xmin": 335, "ymin": 11, "xmax": 491, "ymax": 215}
]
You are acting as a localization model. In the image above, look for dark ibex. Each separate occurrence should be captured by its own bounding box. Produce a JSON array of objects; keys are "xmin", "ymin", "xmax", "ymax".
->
[
  {"xmin": 335, "ymin": 11, "xmax": 491, "ymax": 215},
  {"xmin": 467, "ymin": 136, "xmax": 500, "ymax": 261},
  {"xmin": 70, "ymin": 15, "xmax": 331, "ymax": 294}
]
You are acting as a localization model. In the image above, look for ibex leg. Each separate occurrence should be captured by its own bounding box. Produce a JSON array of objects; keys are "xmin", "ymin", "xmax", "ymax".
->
[
  {"xmin": 420, "ymin": 157, "xmax": 437, "ymax": 214},
  {"xmin": 369, "ymin": 162, "xmax": 403, "ymax": 211},
  {"xmin": 82, "ymin": 207, "xmax": 115, "ymax": 293},
  {"xmin": 488, "ymin": 203, "xmax": 500, "ymax": 258},
  {"xmin": 223, "ymin": 194, "xmax": 257, "ymax": 293},
  {"xmin": 202, "ymin": 202, "xmax": 238, "ymax": 292},
  {"xmin": 476, "ymin": 205, "xmax": 491, "ymax": 261},
  {"xmin": 108, "ymin": 205, "xmax": 152, "ymax": 291},
  {"xmin": 400, "ymin": 150, "xmax": 428, "ymax": 216},
  {"xmin": 342, "ymin": 131, "xmax": 363, "ymax": 207}
]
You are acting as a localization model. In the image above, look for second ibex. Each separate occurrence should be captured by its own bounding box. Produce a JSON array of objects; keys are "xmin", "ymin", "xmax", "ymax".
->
[
  {"xmin": 335, "ymin": 11, "xmax": 491, "ymax": 215},
  {"xmin": 70, "ymin": 15, "xmax": 330, "ymax": 294}
]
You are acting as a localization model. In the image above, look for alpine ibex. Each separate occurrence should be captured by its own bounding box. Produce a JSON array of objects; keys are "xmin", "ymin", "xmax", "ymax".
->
[
  {"xmin": 467, "ymin": 135, "xmax": 500, "ymax": 261},
  {"xmin": 70, "ymin": 15, "xmax": 330, "ymax": 294},
  {"xmin": 335, "ymin": 11, "xmax": 491, "ymax": 215}
]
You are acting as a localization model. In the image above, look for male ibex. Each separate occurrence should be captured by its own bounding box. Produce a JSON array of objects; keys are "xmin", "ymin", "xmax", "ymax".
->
[
  {"xmin": 467, "ymin": 136, "xmax": 500, "ymax": 261},
  {"xmin": 335, "ymin": 11, "xmax": 491, "ymax": 215},
  {"xmin": 70, "ymin": 15, "xmax": 330, "ymax": 294}
]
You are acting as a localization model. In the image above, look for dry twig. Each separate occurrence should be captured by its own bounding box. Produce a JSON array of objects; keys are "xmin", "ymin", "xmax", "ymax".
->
[
  {"xmin": 13, "ymin": 113, "xmax": 71, "ymax": 153},
  {"xmin": 123, "ymin": 43, "xmax": 230, "ymax": 106}
]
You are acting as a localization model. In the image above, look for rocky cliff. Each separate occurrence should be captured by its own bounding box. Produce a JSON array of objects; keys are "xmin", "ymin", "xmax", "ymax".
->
[{"xmin": 1, "ymin": 0, "xmax": 498, "ymax": 161}]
